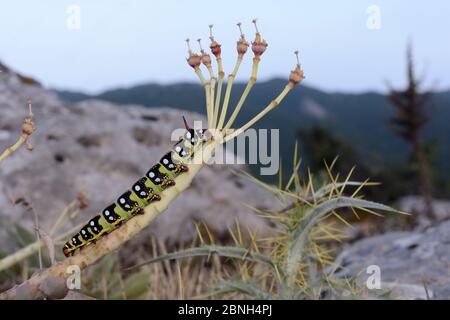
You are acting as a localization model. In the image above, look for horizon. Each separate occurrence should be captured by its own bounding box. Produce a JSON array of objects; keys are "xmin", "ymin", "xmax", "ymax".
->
[
  {"xmin": 1, "ymin": 1, "xmax": 449, "ymax": 95},
  {"xmin": 53, "ymin": 76, "xmax": 450, "ymax": 97}
]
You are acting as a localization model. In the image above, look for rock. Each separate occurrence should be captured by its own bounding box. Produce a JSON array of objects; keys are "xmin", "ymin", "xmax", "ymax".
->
[
  {"xmin": 39, "ymin": 276, "xmax": 68, "ymax": 299},
  {"xmin": 63, "ymin": 291, "xmax": 96, "ymax": 300},
  {"xmin": 0, "ymin": 62, "xmax": 273, "ymax": 256},
  {"xmin": 333, "ymin": 220, "xmax": 450, "ymax": 299},
  {"xmin": 397, "ymin": 195, "xmax": 450, "ymax": 221}
]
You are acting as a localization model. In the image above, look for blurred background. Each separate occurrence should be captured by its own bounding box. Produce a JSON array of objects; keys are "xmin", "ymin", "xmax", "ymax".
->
[{"xmin": 1, "ymin": 1, "xmax": 450, "ymax": 299}]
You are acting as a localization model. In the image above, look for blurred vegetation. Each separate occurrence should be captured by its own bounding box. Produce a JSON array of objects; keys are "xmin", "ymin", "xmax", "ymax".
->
[
  {"xmin": 387, "ymin": 43, "xmax": 435, "ymax": 218},
  {"xmin": 298, "ymin": 123, "xmax": 450, "ymax": 205}
]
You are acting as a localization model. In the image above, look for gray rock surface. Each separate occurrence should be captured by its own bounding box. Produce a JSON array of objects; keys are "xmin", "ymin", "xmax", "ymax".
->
[
  {"xmin": 0, "ymin": 63, "xmax": 273, "ymax": 254},
  {"xmin": 397, "ymin": 195, "xmax": 450, "ymax": 221},
  {"xmin": 334, "ymin": 220, "xmax": 450, "ymax": 299}
]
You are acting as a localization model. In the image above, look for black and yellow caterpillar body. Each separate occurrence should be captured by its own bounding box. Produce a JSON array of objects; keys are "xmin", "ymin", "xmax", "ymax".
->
[{"xmin": 63, "ymin": 119, "xmax": 209, "ymax": 257}]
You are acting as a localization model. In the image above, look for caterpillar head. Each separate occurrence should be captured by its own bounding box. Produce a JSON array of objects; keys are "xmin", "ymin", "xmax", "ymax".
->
[
  {"xmin": 63, "ymin": 242, "xmax": 72, "ymax": 257},
  {"xmin": 182, "ymin": 116, "xmax": 211, "ymax": 145}
]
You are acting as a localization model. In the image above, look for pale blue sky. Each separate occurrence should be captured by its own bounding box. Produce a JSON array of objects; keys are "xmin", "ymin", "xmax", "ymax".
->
[{"xmin": 0, "ymin": 1, "xmax": 449, "ymax": 94}]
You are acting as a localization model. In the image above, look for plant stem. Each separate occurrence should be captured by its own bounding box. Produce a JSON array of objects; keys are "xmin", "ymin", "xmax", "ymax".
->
[
  {"xmin": 223, "ymin": 83, "xmax": 294, "ymax": 142},
  {"xmin": 212, "ymin": 58, "xmax": 224, "ymax": 128},
  {"xmin": 207, "ymin": 66, "xmax": 216, "ymax": 129},
  {"xmin": 224, "ymin": 57, "xmax": 260, "ymax": 130},
  {"xmin": 216, "ymin": 56, "xmax": 243, "ymax": 129},
  {"xmin": 0, "ymin": 135, "xmax": 27, "ymax": 162},
  {"xmin": 195, "ymin": 68, "xmax": 212, "ymax": 127}
]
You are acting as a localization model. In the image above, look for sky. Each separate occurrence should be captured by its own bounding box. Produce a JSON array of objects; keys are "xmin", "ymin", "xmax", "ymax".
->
[{"xmin": 0, "ymin": 0, "xmax": 449, "ymax": 94}]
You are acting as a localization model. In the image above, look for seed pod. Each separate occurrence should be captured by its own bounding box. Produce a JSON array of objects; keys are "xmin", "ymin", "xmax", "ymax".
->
[
  {"xmin": 198, "ymin": 39, "xmax": 212, "ymax": 68},
  {"xmin": 236, "ymin": 22, "xmax": 249, "ymax": 57},
  {"xmin": 22, "ymin": 121, "xmax": 35, "ymax": 136},
  {"xmin": 237, "ymin": 38, "xmax": 249, "ymax": 57},
  {"xmin": 186, "ymin": 38, "xmax": 202, "ymax": 69},
  {"xmin": 209, "ymin": 25, "xmax": 222, "ymax": 58},
  {"xmin": 251, "ymin": 20, "xmax": 268, "ymax": 58},
  {"xmin": 77, "ymin": 191, "xmax": 89, "ymax": 209},
  {"xmin": 289, "ymin": 51, "xmax": 305, "ymax": 85}
]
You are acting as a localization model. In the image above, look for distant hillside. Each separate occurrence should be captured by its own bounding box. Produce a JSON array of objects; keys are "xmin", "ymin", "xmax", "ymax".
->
[{"xmin": 56, "ymin": 79, "xmax": 450, "ymax": 179}]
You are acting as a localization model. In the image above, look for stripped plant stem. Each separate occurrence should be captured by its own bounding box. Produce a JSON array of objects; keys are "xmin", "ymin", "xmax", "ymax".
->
[
  {"xmin": 198, "ymin": 38, "xmax": 216, "ymax": 129},
  {"xmin": 225, "ymin": 84, "xmax": 292, "ymax": 142},
  {"xmin": 224, "ymin": 57, "xmax": 260, "ymax": 130},
  {"xmin": 0, "ymin": 100, "xmax": 35, "ymax": 163},
  {"xmin": 209, "ymin": 25, "xmax": 224, "ymax": 128}
]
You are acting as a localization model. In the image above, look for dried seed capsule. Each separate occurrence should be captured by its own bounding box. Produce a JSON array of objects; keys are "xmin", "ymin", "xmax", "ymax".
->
[
  {"xmin": 198, "ymin": 39, "xmax": 212, "ymax": 68},
  {"xmin": 236, "ymin": 22, "xmax": 249, "ymax": 57},
  {"xmin": 186, "ymin": 38, "xmax": 202, "ymax": 69},
  {"xmin": 209, "ymin": 25, "xmax": 222, "ymax": 58},
  {"xmin": 289, "ymin": 51, "xmax": 305, "ymax": 85},
  {"xmin": 251, "ymin": 19, "xmax": 268, "ymax": 58}
]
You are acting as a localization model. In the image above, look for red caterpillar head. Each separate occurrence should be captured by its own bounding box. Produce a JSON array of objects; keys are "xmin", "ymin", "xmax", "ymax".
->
[{"xmin": 63, "ymin": 243, "xmax": 72, "ymax": 257}]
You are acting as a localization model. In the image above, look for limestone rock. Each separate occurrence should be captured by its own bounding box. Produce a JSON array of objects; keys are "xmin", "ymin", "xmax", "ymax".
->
[{"xmin": 333, "ymin": 220, "xmax": 450, "ymax": 299}]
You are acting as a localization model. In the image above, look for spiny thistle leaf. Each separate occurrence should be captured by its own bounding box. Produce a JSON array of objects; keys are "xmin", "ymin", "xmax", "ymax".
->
[
  {"xmin": 126, "ymin": 245, "xmax": 276, "ymax": 271},
  {"xmin": 314, "ymin": 181, "xmax": 379, "ymax": 200},
  {"xmin": 207, "ymin": 278, "xmax": 273, "ymax": 299},
  {"xmin": 285, "ymin": 197, "xmax": 404, "ymax": 286}
]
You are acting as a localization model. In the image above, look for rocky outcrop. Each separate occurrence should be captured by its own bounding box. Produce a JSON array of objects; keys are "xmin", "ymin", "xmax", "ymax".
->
[
  {"xmin": 333, "ymin": 220, "xmax": 450, "ymax": 299},
  {"xmin": 0, "ymin": 64, "xmax": 273, "ymax": 255}
]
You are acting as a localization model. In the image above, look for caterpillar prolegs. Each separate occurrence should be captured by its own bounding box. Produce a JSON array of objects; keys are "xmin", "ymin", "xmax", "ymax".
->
[{"xmin": 63, "ymin": 117, "xmax": 210, "ymax": 257}]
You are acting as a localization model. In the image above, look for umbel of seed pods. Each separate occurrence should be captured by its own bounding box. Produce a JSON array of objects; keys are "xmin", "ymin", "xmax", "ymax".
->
[{"xmin": 186, "ymin": 19, "xmax": 304, "ymax": 143}]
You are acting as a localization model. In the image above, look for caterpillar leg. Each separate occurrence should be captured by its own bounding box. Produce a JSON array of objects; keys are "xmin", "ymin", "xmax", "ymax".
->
[
  {"xmin": 151, "ymin": 194, "xmax": 161, "ymax": 201},
  {"xmin": 114, "ymin": 220, "xmax": 124, "ymax": 228},
  {"xmin": 162, "ymin": 179, "xmax": 176, "ymax": 188},
  {"xmin": 177, "ymin": 164, "xmax": 189, "ymax": 173}
]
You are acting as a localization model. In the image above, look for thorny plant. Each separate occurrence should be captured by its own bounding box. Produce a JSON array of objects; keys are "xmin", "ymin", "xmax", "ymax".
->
[
  {"xmin": 0, "ymin": 20, "xmax": 304, "ymax": 300},
  {"xmin": 128, "ymin": 152, "xmax": 403, "ymax": 300}
]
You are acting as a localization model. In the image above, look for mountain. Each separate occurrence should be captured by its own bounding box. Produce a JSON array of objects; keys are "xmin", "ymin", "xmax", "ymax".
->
[{"xmin": 56, "ymin": 79, "xmax": 450, "ymax": 179}]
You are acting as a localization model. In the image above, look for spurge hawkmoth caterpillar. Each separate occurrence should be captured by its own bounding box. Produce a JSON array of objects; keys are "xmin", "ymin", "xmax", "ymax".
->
[{"xmin": 63, "ymin": 117, "xmax": 210, "ymax": 257}]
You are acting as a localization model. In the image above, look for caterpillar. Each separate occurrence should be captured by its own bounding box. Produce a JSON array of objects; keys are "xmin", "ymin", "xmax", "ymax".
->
[{"xmin": 63, "ymin": 117, "xmax": 210, "ymax": 257}]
